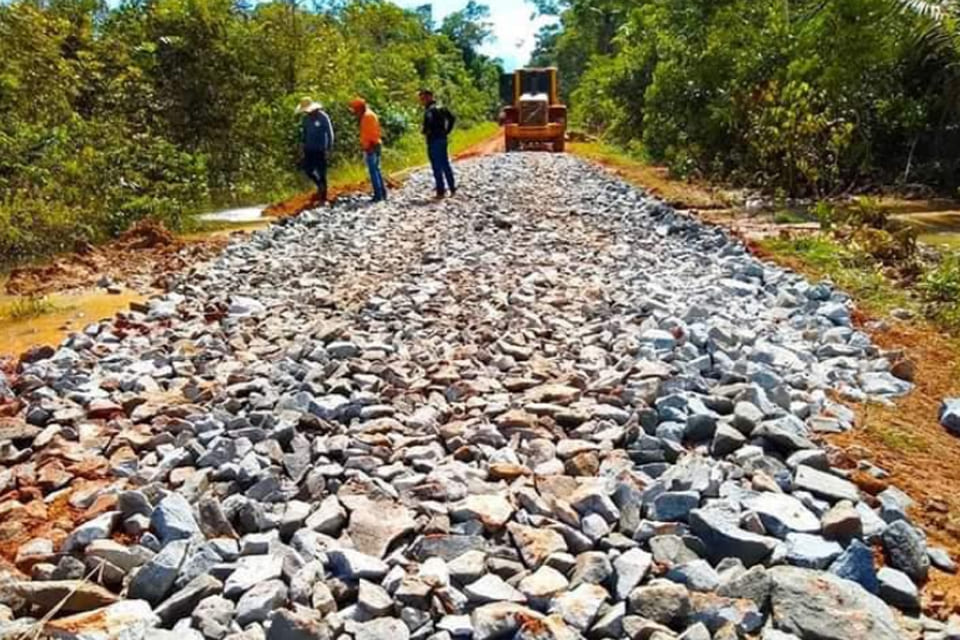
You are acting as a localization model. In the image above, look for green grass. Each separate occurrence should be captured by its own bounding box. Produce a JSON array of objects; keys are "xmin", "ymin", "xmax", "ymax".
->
[
  {"xmin": 0, "ymin": 296, "xmax": 57, "ymax": 321},
  {"xmin": 860, "ymin": 401, "xmax": 933, "ymax": 453},
  {"xmin": 759, "ymin": 234, "xmax": 918, "ymax": 316},
  {"xmin": 570, "ymin": 140, "xmax": 642, "ymax": 164},
  {"xmin": 773, "ymin": 209, "xmax": 816, "ymax": 224},
  {"xmin": 863, "ymin": 412, "xmax": 931, "ymax": 453}
]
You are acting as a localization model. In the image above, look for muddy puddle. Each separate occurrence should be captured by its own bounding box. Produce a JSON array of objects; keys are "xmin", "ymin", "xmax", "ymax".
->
[
  {"xmin": 894, "ymin": 211, "xmax": 960, "ymax": 250},
  {"xmin": 182, "ymin": 207, "xmax": 273, "ymax": 242},
  {"xmin": 0, "ymin": 289, "xmax": 143, "ymax": 359},
  {"xmin": 198, "ymin": 205, "xmax": 267, "ymax": 224},
  {"xmin": 0, "ymin": 207, "xmax": 272, "ymax": 359}
]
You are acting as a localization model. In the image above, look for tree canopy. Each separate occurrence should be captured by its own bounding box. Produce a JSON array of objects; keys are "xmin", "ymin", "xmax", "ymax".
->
[{"xmin": 534, "ymin": 0, "xmax": 960, "ymax": 196}]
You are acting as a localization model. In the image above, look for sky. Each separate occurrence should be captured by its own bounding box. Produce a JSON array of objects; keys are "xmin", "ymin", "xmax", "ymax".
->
[{"xmin": 395, "ymin": 0, "xmax": 555, "ymax": 71}]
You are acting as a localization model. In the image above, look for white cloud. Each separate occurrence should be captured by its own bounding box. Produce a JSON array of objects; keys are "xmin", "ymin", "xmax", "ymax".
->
[
  {"xmin": 478, "ymin": 2, "xmax": 555, "ymax": 70},
  {"xmin": 396, "ymin": 0, "xmax": 556, "ymax": 70}
]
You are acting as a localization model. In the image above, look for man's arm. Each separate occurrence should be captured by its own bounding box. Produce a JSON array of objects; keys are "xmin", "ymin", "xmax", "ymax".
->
[
  {"xmin": 323, "ymin": 113, "xmax": 335, "ymax": 151},
  {"xmin": 445, "ymin": 108, "xmax": 456, "ymax": 136}
]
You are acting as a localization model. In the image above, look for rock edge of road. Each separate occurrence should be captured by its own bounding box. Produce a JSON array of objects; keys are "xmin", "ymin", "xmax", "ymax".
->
[{"xmin": 0, "ymin": 153, "xmax": 954, "ymax": 640}]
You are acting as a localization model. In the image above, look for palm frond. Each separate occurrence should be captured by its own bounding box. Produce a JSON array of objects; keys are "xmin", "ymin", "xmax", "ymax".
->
[{"xmin": 896, "ymin": 0, "xmax": 948, "ymax": 21}]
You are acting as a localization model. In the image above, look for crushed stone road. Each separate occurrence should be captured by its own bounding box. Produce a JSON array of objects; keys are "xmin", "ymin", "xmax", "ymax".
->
[{"xmin": 0, "ymin": 153, "xmax": 951, "ymax": 639}]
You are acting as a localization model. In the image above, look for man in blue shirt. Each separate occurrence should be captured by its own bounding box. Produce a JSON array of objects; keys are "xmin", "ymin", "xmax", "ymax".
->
[{"xmin": 298, "ymin": 97, "xmax": 335, "ymax": 204}]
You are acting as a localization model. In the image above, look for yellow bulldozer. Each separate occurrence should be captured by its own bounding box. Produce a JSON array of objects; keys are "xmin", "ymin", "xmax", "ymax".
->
[{"xmin": 501, "ymin": 67, "xmax": 567, "ymax": 152}]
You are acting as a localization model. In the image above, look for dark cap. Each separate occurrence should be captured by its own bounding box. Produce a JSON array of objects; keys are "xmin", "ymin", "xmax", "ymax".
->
[{"xmin": 418, "ymin": 88, "xmax": 434, "ymax": 97}]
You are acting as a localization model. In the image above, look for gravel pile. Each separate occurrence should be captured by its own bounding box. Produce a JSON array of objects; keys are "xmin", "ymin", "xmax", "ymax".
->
[{"xmin": 0, "ymin": 153, "xmax": 954, "ymax": 639}]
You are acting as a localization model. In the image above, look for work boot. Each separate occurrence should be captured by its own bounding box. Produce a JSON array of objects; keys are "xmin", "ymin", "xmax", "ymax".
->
[
  {"xmin": 435, "ymin": 189, "xmax": 446, "ymax": 199},
  {"xmin": 450, "ymin": 187, "xmax": 457, "ymax": 197}
]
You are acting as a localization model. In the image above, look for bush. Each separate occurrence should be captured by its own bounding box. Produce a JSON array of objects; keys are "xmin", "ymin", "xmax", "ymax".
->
[
  {"xmin": 0, "ymin": 196, "xmax": 86, "ymax": 265},
  {"xmin": 922, "ymin": 253, "xmax": 960, "ymax": 328}
]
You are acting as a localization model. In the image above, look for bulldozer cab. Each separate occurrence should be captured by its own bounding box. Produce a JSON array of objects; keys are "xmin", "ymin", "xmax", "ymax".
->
[
  {"xmin": 502, "ymin": 68, "xmax": 560, "ymax": 106},
  {"xmin": 501, "ymin": 67, "xmax": 566, "ymax": 152},
  {"xmin": 514, "ymin": 68, "xmax": 558, "ymax": 105}
]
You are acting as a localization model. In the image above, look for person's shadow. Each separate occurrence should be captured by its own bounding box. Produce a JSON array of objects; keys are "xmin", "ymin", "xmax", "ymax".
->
[{"xmin": 407, "ymin": 197, "xmax": 443, "ymax": 207}]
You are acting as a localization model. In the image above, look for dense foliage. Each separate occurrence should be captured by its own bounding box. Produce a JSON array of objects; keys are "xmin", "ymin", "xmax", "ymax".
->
[
  {"xmin": 533, "ymin": 0, "xmax": 960, "ymax": 197},
  {"xmin": 0, "ymin": 0, "xmax": 500, "ymax": 265}
]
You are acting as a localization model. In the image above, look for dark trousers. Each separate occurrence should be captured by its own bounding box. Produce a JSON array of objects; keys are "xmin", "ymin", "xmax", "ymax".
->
[
  {"xmin": 303, "ymin": 148, "xmax": 328, "ymax": 201},
  {"xmin": 428, "ymin": 137, "xmax": 455, "ymax": 194}
]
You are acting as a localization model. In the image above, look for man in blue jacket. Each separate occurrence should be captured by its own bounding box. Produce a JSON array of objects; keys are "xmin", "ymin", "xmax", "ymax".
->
[
  {"xmin": 419, "ymin": 89, "xmax": 456, "ymax": 198},
  {"xmin": 298, "ymin": 97, "xmax": 335, "ymax": 204}
]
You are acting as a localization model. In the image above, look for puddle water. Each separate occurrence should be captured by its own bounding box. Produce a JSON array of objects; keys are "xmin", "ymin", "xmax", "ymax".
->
[
  {"xmin": 179, "ymin": 219, "xmax": 271, "ymax": 243},
  {"xmin": 198, "ymin": 205, "xmax": 267, "ymax": 223},
  {"xmin": 896, "ymin": 211, "xmax": 960, "ymax": 250},
  {"xmin": 0, "ymin": 289, "xmax": 143, "ymax": 358},
  {"xmin": 0, "ymin": 206, "xmax": 272, "ymax": 359},
  {"xmin": 919, "ymin": 232, "xmax": 960, "ymax": 250}
]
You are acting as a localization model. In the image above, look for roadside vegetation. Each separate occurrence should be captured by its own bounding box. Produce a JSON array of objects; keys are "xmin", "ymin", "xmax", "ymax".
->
[
  {"xmin": 0, "ymin": 0, "xmax": 502, "ymax": 268},
  {"xmin": 533, "ymin": 0, "xmax": 960, "ymax": 199},
  {"xmin": 0, "ymin": 295, "xmax": 57, "ymax": 321},
  {"xmin": 760, "ymin": 198, "xmax": 960, "ymax": 333}
]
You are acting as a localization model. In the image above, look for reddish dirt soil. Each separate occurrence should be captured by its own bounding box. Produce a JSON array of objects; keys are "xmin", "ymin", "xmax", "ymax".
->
[
  {"xmin": 746, "ymin": 225, "xmax": 960, "ymax": 618},
  {"xmin": 453, "ymin": 133, "xmax": 505, "ymax": 160},
  {"xmin": 265, "ymin": 131, "xmax": 505, "ymax": 219},
  {"xmin": 4, "ymin": 220, "xmax": 229, "ymax": 298},
  {"xmin": 0, "ymin": 473, "xmax": 118, "ymax": 573}
]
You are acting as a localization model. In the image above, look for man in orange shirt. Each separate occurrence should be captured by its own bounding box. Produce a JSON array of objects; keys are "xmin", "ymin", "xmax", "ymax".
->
[{"xmin": 349, "ymin": 98, "xmax": 387, "ymax": 202}]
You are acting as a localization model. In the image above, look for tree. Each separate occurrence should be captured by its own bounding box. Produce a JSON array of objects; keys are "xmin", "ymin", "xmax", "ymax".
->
[
  {"xmin": 440, "ymin": 0, "xmax": 493, "ymax": 70},
  {"xmin": 530, "ymin": 23, "xmax": 560, "ymax": 67},
  {"xmin": 437, "ymin": 1, "xmax": 501, "ymax": 116},
  {"xmin": 540, "ymin": 0, "xmax": 960, "ymax": 194}
]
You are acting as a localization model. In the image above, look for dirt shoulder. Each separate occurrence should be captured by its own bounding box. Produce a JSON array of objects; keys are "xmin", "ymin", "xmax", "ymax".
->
[{"xmin": 4, "ymin": 220, "xmax": 229, "ymax": 299}]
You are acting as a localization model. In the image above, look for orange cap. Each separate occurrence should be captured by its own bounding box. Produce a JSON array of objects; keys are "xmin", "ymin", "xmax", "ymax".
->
[{"xmin": 349, "ymin": 98, "xmax": 366, "ymax": 113}]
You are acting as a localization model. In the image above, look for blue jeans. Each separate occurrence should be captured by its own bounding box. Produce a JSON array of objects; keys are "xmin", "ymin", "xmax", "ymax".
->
[
  {"xmin": 365, "ymin": 145, "xmax": 387, "ymax": 201},
  {"xmin": 428, "ymin": 137, "xmax": 455, "ymax": 194}
]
